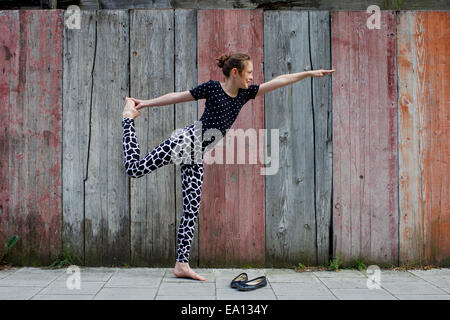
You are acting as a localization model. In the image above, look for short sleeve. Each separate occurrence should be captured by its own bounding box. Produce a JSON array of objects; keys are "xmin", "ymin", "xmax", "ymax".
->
[
  {"xmin": 189, "ymin": 80, "xmax": 213, "ymax": 100},
  {"xmin": 244, "ymin": 84, "xmax": 259, "ymax": 101}
]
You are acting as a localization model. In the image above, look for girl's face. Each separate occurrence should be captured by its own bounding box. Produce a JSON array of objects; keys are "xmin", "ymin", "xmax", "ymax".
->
[{"xmin": 238, "ymin": 61, "xmax": 254, "ymax": 89}]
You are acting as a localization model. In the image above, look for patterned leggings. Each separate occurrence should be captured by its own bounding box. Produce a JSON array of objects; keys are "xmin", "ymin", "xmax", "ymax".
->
[{"xmin": 122, "ymin": 117, "xmax": 206, "ymax": 263}]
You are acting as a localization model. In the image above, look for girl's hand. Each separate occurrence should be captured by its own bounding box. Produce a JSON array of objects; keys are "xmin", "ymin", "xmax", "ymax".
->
[
  {"xmin": 125, "ymin": 97, "xmax": 135, "ymax": 108},
  {"xmin": 123, "ymin": 97, "xmax": 140, "ymax": 119},
  {"xmin": 128, "ymin": 97, "xmax": 151, "ymax": 110},
  {"xmin": 310, "ymin": 69, "xmax": 335, "ymax": 77}
]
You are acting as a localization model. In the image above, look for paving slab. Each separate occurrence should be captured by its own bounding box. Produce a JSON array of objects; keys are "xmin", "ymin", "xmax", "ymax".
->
[
  {"xmin": 0, "ymin": 272, "xmax": 59, "ymax": 287},
  {"xmin": 216, "ymin": 287, "xmax": 277, "ymax": 300},
  {"xmin": 0, "ymin": 286, "xmax": 43, "ymax": 300},
  {"xmin": 265, "ymin": 269, "xmax": 319, "ymax": 283},
  {"xmin": 0, "ymin": 267, "xmax": 19, "ymax": 279},
  {"xmin": 64, "ymin": 267, "xmax": 117, "ymax": 282},
  {"xmin": 104, "ymin": 268, "xmax": 164, "ymax": 288},
  {"xmin": 38, "ymin": 281, "xmax": 105, "ymax": 295},
  {"xmin": 156, "ymin": 295, "xmax": 216, "ymax": 300},
  {"xmin": 409, "ymin": 268, "xmax": 450, "ymax": 276},
  {"xmin": 381, "ymin": 280, "xmax": 447, "ymax": 295},
  {"xmin": 13, "ymin": 267, "xmax": 66, "ymax": 275},
  {"xmin": 157, "ymin": 282, "xmax": 215, "ymax": 297},
  {"xmin": 319, "ymin": 277, "xmax": 370, "ymax": 289},
  {"xmin": 270, "ymin": 281, "xmax": 334, "ymax": 297},
  {"xmin": 94, "ymin": 287, "xmax": 158, "ymax": 300},
  {"xmin": 330, "ymin": 288, "xmax": 397, "ymax": 300},
  {"xmin": 313, "ymin": 270, "xmax": 366, "ymax": 278},
  {"xmin": 394, "ymin": 294, "xmax": 450, "ymax": 300},
  {"xmin": 31, "ymin": 294, "xmax": 95, "ymax": 300},
  {"xmin": 277, "ymin": 295, "xmax": 337, "ymax": 300},
  {"xmin": 408, "ymin": 269, "xmax": 450, "ymax": 290},
  {"xmin": 105, "ymin": 276, "xmax": 162, "ymax": 288},
  {"xmin": 114, "ymin": 268, "xmax": 167, "ymax": 276},
  {"xmin": 373, "ymin": 270, "xmax": 423, "ymax": 282}
]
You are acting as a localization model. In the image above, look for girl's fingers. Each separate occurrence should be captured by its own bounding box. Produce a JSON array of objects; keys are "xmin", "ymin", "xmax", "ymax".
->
[
  {"xmin": 314, "ymin": 69, "xmax": 335, "ymax": 77},
  {"xmin": 126, "ymin": 97, "xmax": 147, "ymax": 110},
  {"xmin": 127, "ymin": 97, "xmax": 138, "ymax": 104},
  {"xmin": 125, "ymin": 99, "xmax": 134, "ymax": 107},
  {"xmin": 311, "ymin": 69, "xmax": 335, "ymax": 77}
]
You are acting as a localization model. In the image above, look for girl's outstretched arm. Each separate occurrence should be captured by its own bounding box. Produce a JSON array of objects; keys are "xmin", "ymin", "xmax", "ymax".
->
[
  {"xmin": 256, "ymin": 69, "xmax": 335, "ymax": 97},
  {"xmin": 130, "ymin": 91, "xmax": 195, "ymax": 110}
]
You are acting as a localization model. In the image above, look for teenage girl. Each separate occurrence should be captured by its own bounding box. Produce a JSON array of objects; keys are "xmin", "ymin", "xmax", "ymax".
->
[{"xmin": 122, "ymin": 53, "xmax": 334, "ymax": 281}]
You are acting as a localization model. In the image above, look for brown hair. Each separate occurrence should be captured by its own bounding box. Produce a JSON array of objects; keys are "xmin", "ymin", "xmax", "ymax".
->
[{"xmin": 216, "ymin": 53, "xmax": 251, "ymax": 77}]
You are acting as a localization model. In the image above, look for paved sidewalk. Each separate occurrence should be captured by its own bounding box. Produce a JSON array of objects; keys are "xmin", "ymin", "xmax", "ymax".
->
[{"xmin": 0, "ymin": 267, "xmax": 448, "ymax": 300}]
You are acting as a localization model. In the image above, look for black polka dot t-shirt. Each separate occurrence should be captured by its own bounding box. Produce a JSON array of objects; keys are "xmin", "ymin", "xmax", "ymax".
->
[{"xmin": 189, "ymin": 80, "xmax": 259, "ymax": 148}]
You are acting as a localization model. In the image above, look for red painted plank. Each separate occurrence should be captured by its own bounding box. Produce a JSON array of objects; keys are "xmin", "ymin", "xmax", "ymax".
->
[
  {"xmin": 398, "ymin": 12, "xmax": 449, "ymax": 266},
  {"xmin": 332, "ymin": 11, "xmax": 398, "ymax": 266},
  {"xmin": 197, "ymin": 9, "xmax": 265, "ymax": 266},
  {"xmin": 0, "ymin": 10, "xmax": 62, "ymax": 265}
]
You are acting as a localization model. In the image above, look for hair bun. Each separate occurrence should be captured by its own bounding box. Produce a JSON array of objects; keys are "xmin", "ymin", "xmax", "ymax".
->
[{"xmin": 216, "ymin": 53, "xmax": 230, "ymax": 68}]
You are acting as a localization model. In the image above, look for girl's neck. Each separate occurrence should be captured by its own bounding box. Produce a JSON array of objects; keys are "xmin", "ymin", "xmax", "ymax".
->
[{"xmin": 220, "ymin": 80, "xmax": 239, "ymax": 97}]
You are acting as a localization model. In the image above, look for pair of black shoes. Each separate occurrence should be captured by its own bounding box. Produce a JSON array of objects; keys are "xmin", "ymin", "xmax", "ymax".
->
[{"xmin": 230, "ymin": 273, "xmax": 267, "ymax": 291}]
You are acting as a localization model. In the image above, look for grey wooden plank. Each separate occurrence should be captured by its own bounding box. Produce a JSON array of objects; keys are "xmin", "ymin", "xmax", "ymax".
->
[
  {"xmin": 309, "ymin": 11, "xmax": 332, "ymax": 266},
  {"xmin": 264, "ymin": 10, "xmax": 316, "ymax": 267},
  {"xmin": 84, "ymin": 9, "xmax": 130, "ymax": 266},
  {"xmin": 62, "ymin": 9, "xmax": 97, "ymax": 264},
  {"xmin": 129, "ymin": 9, "xmax": 176, "ymax": 267},
  {"xmin": 174, "ymin": 9, "xmax": 200, "ymax": 267}
]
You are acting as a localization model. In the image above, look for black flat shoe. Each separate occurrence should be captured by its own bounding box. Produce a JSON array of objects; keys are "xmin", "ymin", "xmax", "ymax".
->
[
  {"xmin": 230, "ymin": 273, "xmax": 248, "ymax": 288},
  {"xmin": 236, "ymin": 276, "xmax": 267, "ymax": 291}
]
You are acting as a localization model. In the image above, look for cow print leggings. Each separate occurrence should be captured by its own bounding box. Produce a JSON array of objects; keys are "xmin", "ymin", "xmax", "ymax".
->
[{"xmin": 122, "ymin": 117, "xmax": 206, "ymax": 263}]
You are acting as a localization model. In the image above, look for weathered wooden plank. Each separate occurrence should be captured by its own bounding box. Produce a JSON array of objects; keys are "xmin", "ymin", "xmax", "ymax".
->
[
  {"xmin": 0, "ymin": 10, "xmax": 62, "ymax": 265},
  {"xmin": 62, "ymin": 9, "xmax": 97, "ymax": 265},
  {"xmin": 264, "ymin": 11, "xmax": 316, "ymax": 267},
  {"xmin": 331, "ymin": 11, "xmax": 351, "ymax": 265},
  {"xmin": 398, "ymin": 11, "xmax": 449, "ymax": 266},
  {"xmin": 129, "ymin": 9, "xmax": 176, "ymax": 266},
  {"xmin": 309, "ymin": 11, "xmax": 332, "ymax": 266},
  {"xmin": 84, "ymin": 10, "xmax": 130, "ymax": 266},
  {"xmin": 197, "ymin": 9, "xmax": 265, "ymax": 267},
  {"xmin": 331, "ymin": 11, "xmax": 398, "ymax": 266},
  {"xmin": 0, "ymin": 10, "xmax": 20, "ymax": 263},
  {"xmin": 174, "ymin": 9, "xmax": 200, "ymax": 267}
]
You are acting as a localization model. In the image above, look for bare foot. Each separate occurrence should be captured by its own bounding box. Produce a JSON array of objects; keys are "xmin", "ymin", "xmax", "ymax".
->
[
  {"xmin": 122, "ymin": 97, "xmax": 140, "ymax": 119},
  {"xmin": 173, "ymin": 262, "xmax": 206, "ymax": 281}
]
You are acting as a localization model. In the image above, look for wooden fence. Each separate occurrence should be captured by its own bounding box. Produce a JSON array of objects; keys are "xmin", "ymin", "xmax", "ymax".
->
[{"xmin": 0, "ymin": 9, "xmax": 448, "ymax": 267}]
